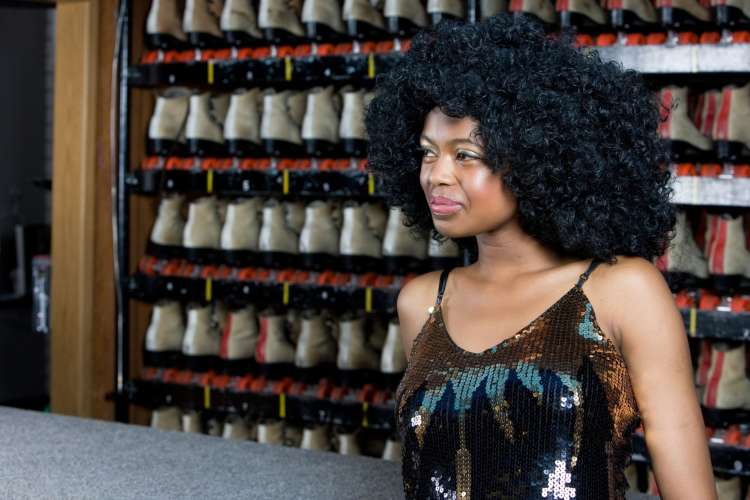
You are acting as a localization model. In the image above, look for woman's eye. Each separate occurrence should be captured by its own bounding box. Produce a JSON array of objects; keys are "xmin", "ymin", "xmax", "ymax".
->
[
  {"xmin": 456, "ymin": 151, "xmax": 479, "ymax": 161},
  {"xmin": 420, "ymin": 148, "xmax": 436, "ymax": 158}
]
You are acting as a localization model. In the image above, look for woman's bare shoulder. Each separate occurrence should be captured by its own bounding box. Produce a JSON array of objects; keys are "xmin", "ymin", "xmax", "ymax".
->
[{"xmin": 396, "ymin": 269, "xmax": 445, "ymax": 362}]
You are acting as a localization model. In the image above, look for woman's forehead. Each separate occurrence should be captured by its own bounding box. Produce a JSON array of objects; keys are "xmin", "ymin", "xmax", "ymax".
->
[{"xmin": 421, "ymin": 109, "xmax": 480, "ymax": 144}]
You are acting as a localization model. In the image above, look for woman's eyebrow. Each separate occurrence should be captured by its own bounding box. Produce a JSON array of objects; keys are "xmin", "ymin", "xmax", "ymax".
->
[{"xmin": 419, "ymin": 136, "xmax": 480, "ymax": 147}]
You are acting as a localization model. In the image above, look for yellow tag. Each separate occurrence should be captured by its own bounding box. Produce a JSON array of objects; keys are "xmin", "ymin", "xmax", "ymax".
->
[
  {"xmin": 282, "ymin": 170, "xmax": 290, "ymax": 195},
  {"xmin": 205, "ymin": 278, "xmax": 212, "ymax": 302},
  {"xmin": 689, "ymin": 308, "xmax": 697, "ymax": 337},
  {"xmin": 204, "ymin": 385, "xmax": 211, "ymax": 409},
  {"xmin": 206, "ymin": 169, "xmax": 214, "ymax": 193},
  {"xmin": 367, "ymin": 53, "xmax": 375, "ymax": 79},
  {"xmin": 279, "ymin": 393, "xmax": 286, "ymax": 418},
  {"xmin": 362, "ymin": 402, "xmax": 369, "ymax": 428},
  {"xmin": 365, "ymin": 287, "xmax": 372, "ymax": 313},
  {"xmin": 282, "ymin": 282, "xmax": 290, "ymax": 305},
  {"xmin": 367, "ymin": 173, "xmax": 375, "ymax": 195},
  {"xmin": 207, "ymin": 60, "xmax": 214, "ymax": 85},
  {"xmin": 284, "ymin": 56, "xmax": 293, "ymax": 81}
]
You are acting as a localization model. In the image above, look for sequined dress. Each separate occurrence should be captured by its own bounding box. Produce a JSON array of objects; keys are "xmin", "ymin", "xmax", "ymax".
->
[{"xmin": 395, "ymin": 259, "xmax": 640, "ymax": 500}]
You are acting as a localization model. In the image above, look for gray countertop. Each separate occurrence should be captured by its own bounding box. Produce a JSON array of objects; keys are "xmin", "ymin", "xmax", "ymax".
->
[{"xmin": 0, "ymin": 406, "xmax": 660, "ymax": 499}]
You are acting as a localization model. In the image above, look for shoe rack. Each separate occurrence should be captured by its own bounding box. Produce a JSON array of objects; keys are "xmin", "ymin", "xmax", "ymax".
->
[{"xmin": 112, "ymin": 0, "xmax": 750, "ymax": 485}]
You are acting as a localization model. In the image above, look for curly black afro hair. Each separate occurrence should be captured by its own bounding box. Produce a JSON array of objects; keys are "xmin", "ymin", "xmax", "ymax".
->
[{"xmin": 364, "ymin": 13, "xmax": 675, "ymax": 263}]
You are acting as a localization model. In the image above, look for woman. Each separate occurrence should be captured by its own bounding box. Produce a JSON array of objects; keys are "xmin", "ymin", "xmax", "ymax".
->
[{"xmin": 364, "ymin": 13, "xmax": 715, "ymax": 500}]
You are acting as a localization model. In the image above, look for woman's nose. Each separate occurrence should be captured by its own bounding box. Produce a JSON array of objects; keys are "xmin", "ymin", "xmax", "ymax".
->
[{"xmin": 428, "ymin": 155, "xmax": 454, "ymax": 186}]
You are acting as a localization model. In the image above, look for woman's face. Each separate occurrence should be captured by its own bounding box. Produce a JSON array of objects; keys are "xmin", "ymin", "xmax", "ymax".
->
[{"xmin": 419, "ymin": 107, "xmax": 517, "ymax": 239}]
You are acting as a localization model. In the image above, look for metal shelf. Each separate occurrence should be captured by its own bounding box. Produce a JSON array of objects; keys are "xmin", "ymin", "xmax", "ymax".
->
[
  {"xmin": 594, "ymin": 44, "xmax": 750, "ymax": 74},
  {"xmin": 128, "ymin": 44, "xmax": 750, "ymax": 89},
  {"xmin": 672, "ymin": 176, "xmax": 750, "ymax": 207}
]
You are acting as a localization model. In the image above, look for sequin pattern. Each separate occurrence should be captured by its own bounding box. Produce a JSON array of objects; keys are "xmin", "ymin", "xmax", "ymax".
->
[{"xmin": 395, "ymin": 263, "xmax": 640, "ymax": 500}]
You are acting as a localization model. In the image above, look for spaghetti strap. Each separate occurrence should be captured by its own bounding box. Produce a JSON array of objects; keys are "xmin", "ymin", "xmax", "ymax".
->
[
  {"xmin": 435, "ymin": 268, "xmax": 451, "ymax": 308},
  {"xmin": 576, "ymin": 258, "xmax": 601, "ymax": 289}
]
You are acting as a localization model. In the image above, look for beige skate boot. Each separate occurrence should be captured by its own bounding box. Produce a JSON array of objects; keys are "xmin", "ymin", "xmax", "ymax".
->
[
  {"xmin": 224, "ymin": 88, "xmax": 263, "ymax": 157},
  {"xmin": 258, "ymin": 0, "xmax": 304, "ymax": 43},
  {"xmin": 705, "ymin": 212, "xmax": 750, "ymax": 290},
  {"xmin": 145, "ymin": 301, "xmax": 185, "ymax": 368},
  {"xmin": 301, "ymin": 424, "xmax": 332, "ymax": 451},
  {"xmin": 480, "ymin": 0, "xmax": 507, "ymax": 19},
  {"xmin": 384, "ymin": 0, "xmax": 428, "ymax": 36},
  {"xmin": 183, "ymin": 0, "xmax": 225, "ymax": 47},
  {"xmin": 382, "ymin": 205, "xmax": 428, "ymax": 273},
  {"xmin": 182, "ymin": 410, "xmax": 203, "ymax": 433},
  {"xmin": 335, "ymin": 427, "xmax": 362, "ymax": 455},
  {"xmin": 185, "ymin": 92, "xmax": 229, "ymax": 157},
  {"xmin": 299, "ymin": 200, "xmax": 340, "ymax": 270},
  {"xmin": 182, "ymin": 303, "xmax": 221, "ymax": 372},
  {"xmin": 337, "ymin": 313, "xmax": 380, "ymax": 387},
  {"xmin": 302, "ymin": 0, "xmax": 346, "ymax": 40},
  {"xmin": 428, "ymin": 230, "xmax": 461, "ymax": 269},
  {"xmin": 147, "ymin": 0, "xmax": 188, "ymax": 49},
  {"xmin": 148, "ymin": 89, "xmax": 190, "ymax": 156},
  {"xmin": 302, "ymin": 85, "xmax": 342, "ymax": 157},
  {"xmin": 257, "ymin": 418, "xmax": 285, "ymax": 445},
  {"xmin": 340, "ymin": 201, "xmax": 383, "ymax": 272},
  {"xmin": 256, "ymin": 309, "xmax": 297, "ymax": 380},
  {"xmin": 220, "ymin": 0, "xmax": 263, "ymax": 45},
  {"xmin": 220, "ymin": 305, "xmax": 259, "ymax": 375},
  {"xmin": 295, "ymin": 309, "xmax": 338, "ymax": 381},
  {"xmin": 655, "ymin": 210, "xmax": 709, "ymax": 287},
  {"xmin": 220, "ymin": 197, "xmax": 262, "ymax": 266},
  {"xmin": 260, "ymin": 89, "xmax": 307, "ymax": 157},
  {"xmin": 258, "ymin": 199, "xmax": 299, "ymax": 268},
  {"xmin": 148, "ymin": 195, "xmax": 185, "ymax": 259},
  {"xmin": 658, "ymin": 86, "xmax": 713, "ymax": 160},
  {"xmin": 714, "ymin": 0, "xmax": 750, "ymax": 27},
  {"xmin": 656, "ymin": 0, "xmax": 711, "ymax": 28},
  {"xmin": 339, "ymin": 88, "xmax": 368, "ymax": 157},
  {"xmin": 714, "ymin": 83, "xmax": 750, "ymax": 161},
  {"xmin": 365, "ymin": 201, "xmax": 387, "ymax": 239},
  {"xmin": 150, "ymin": 406, "xmax": 182, "ymax": 431},
  {"xmin": 557, "ymin": 0, "xmax": 608, "ymax": 30},
  {"xmin": 702, "ymin": 342, "xmax": 750, "ymax": 410},
  {"xmin": 427, "ymin": 0, "xmax": 465, "ymax": 24},
  {"xmin": 183, "ymin": 196, "xmax": 222, "ymax": 263},
  {"xmin": 343, "ymin": 0, "xmax": 387, "ymax": 38},
  {"xmin": 509, "ymin": 0, "xmax": 557, "ymax": 25},
  {"xmin": 609, "ymin": 0, "xmax": 658, "ymax": 29},
  {"xmin": 222, "ymin": 414, "xmax": 251, "ymax": 440}
]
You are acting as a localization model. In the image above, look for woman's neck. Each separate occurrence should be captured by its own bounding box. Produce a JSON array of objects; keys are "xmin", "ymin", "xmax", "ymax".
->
[{"xmin": 469, "ymin": 219, "xmax": 574, "ymax": 284}]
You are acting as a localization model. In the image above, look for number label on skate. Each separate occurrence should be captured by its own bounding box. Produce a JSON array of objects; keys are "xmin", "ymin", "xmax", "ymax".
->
[
  {"xmin": 279, "ymin": 392, "xmax": 286, "ymax": 418},
  {"xmin": 367, "ymin": 53, "xmax": 375, "ymax": 79},
  {"xmin": 284, "ymin": 56, "xmax": 293, "ymax": 81},
  {"xmin": 242, "ymin": 179, "xmax": 251, "ymax": 192},
  {"xmin": 689, "ymin": 308, "xmax": 697, "ymax": 337},
  {"xmin": 205, "ymin": 278, "xmax": 212, "ymax": 302},
  {"xmin": 365, "ymin": 287, "xmax": 373, "ymax": 313}
]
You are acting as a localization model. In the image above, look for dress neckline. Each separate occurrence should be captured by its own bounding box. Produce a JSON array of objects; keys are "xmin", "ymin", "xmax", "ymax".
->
[{"xmin": 433, "ymin": 285, "xmax": 622, "ymax": 358}]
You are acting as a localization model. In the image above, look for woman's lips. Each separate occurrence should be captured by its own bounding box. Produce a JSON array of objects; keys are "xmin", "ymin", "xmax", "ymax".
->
[{"xmin": 429, "ymin": 196, "xmax": 462, "ymax": 215}]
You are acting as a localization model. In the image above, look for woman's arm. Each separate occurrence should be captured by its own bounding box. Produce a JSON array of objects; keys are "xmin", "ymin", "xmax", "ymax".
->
[
  {"xmin": 608, "ymin": 257, "xmax": 716, "ymax": 499},
  {"xmin": 396, "ymin": 270, "xmax": 442, "ymax": 363}
]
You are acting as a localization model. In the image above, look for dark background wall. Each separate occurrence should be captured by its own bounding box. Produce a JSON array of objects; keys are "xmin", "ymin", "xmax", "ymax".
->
[{"xmin": 0, "ymin": 4, "xmax": 55, "ymax": 408}]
